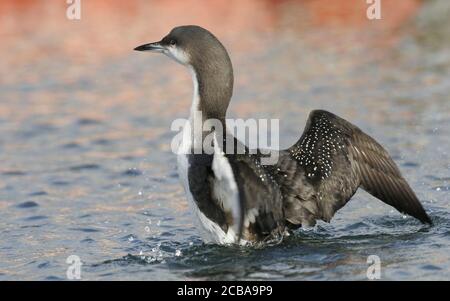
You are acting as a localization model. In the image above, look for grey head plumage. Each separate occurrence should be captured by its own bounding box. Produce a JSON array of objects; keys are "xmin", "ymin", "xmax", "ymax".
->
[{"xmin": 135, "ymin": 25, "xmax": 233, "ymax": 120}]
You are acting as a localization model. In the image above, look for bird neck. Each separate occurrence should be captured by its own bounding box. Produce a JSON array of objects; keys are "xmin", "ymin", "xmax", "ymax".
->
[
  {"xmin": 188, "ymin": 58, "xmax": 233, "ymax": 124},
  {"xmin": 184, "ymin": 53, "xmax": 233, "ymax": 152}
]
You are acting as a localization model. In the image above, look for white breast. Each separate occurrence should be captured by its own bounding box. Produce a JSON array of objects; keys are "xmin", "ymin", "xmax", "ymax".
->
[
  {"xmin": 177, "ymin": 127, "xmax": 239, "ymax": 244},
  {"xmin": 174, "ymin": 67, "xmax": 245, "ymax": 245}
]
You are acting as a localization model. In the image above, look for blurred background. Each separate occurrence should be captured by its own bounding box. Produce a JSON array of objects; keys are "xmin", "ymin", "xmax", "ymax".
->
[{"xmin": 0, "ymin": 0, "xmax": 448, "ymax": 280}]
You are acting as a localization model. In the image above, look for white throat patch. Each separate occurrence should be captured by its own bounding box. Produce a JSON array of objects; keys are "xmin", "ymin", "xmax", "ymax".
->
[{"xmin": 165, "ymin": 46, "xmax": 190, "ymax": 65}]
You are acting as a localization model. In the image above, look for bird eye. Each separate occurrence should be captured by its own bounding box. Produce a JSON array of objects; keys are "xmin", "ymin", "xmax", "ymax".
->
[{"xmin": 169, "ymin": 39, "xmax": 176, "ymax": 46}]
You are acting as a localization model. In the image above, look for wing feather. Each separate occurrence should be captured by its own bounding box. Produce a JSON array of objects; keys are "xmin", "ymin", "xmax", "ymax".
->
[{"xmin": 280, "ymin": 110, "xmax": 431, "ymax": 225}]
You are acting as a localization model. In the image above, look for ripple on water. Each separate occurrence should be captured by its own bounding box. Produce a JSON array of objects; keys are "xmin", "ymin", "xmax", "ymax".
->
[
  {"xmin": 2, "ymin": 170, "xmax": 27, "ymax": 176},
  {"xmin": 432, "ymin": 185, "xmax": 449, "ymax": 191},
  {"xmin": 18, "ymin": 123, "xmax": 56, "ymax": 138},
  {"xmin": 69, "ymin": 227, "xmax": 101, "ymax": 233},
  {"xmin": 120, "ymin": 155, "xmax": 137, "ymax": 161},
  {"xmin": 95, "ymin": 254, "xmax": 162, "ymax": 267},
  {"xmin": 76, "ymin": 118, "xmax": 102, "ymax": 126},
  {"xmin": 81, "ymin": 238, "xmax": 95, "ymax": 244},
  {"xmin": 16, "ymin": 201, "xmax": 39, "ymax": 208},
  {"xmin": 402, "ymin": 161, "xmax": 420, "ymax": 167},
  {"xmin": 92, "ymin": 138, "xmax": 111, "ymax": 145},
  {"xmin": 121, "ymin": 168, "xmax": 143, "ymax": 177},
  {"xmin": 24, "ymin": 215, "xmax": 48, "ymax": 221},
  {"xmin": 28, "ymin": 191, "xmax": 48, "ymax": 197},
  {"xmin": 20, "ymin": 225, "xmax": 45, "ymax": 229},
  {"xmin": 62, "ymin": 142, "xmax": 82, "ymax": 149},
  {"xmin": 121, "ymin": 234, "xmax": 141, "ymax": 244},
  {"xmin": 425, "ymin": 175, "xmax": 450, "ymax": 181},
  {"xmin": 51, "ymin": 180, "xmax": 70, "ymax": 186},
  {"xmin": 421, "ymin": 264, "xmax": 442, "ymax": 271},
  {"xmin": 160, "ymin": 231, "xmax": 176, "ymax": 238},
  {"xmin": 37, "ymin": 261, "xmax": 51, "ymax": 269},
  {"xmin": 45, "ymin": 276, "xmax": 64, "ymax": 281},
  {"xmin": 69, "ymin": 164, "xmax": 101, "ymax": 171}
]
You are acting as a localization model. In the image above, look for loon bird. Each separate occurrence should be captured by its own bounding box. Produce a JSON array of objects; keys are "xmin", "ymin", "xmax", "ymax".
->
[{"xmin": 134, "ymin": 25, "xmax": 432, "ymax": 244}]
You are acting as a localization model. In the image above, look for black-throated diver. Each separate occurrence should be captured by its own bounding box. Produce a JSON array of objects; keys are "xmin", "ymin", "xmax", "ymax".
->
[{"xmin": 134, "ymin": 25, "xmax": 432, "ymax": 244}]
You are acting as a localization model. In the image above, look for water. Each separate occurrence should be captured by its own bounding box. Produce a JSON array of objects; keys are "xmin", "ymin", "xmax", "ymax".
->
[{"xmin": 0, "ymin": 0, "xmax": 449, "ymax": 280}]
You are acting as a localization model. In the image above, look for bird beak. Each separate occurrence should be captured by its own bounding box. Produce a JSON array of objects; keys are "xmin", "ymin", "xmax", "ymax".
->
[{"xmin": 134, "ymin": 42, "xmax": 165, "ymax": 53}]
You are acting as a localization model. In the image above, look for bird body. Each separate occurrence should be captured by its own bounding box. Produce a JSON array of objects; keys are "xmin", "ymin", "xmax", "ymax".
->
[{"xmin": 135, "ymin": 25, "xmax": 432, "ymax": 244}]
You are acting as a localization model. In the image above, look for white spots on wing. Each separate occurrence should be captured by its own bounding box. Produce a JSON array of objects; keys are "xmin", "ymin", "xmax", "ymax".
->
[
  {"xmin": 289, "ymin": 114, "xmax": 346, "ymax": 180},
  {"xmin": 252, "ymin": 155, "xmax": 276, "ymax": 185}
]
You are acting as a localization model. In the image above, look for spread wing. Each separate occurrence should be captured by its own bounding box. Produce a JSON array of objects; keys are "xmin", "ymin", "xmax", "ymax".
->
[{"xmin": 276, "ymin": 110, "xmax": 432, "ymax": 227}]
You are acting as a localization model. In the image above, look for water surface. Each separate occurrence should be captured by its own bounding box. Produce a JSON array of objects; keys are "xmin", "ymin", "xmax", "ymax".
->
[{"xmin": 0, "ymin": 0, "xmax": 449, "ymax": 280}]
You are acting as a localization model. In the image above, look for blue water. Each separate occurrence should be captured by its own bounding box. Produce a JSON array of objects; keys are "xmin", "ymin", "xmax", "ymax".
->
[{"xmin": 0, "ymin": 0, "xmax": 449, "ymax": 280}]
